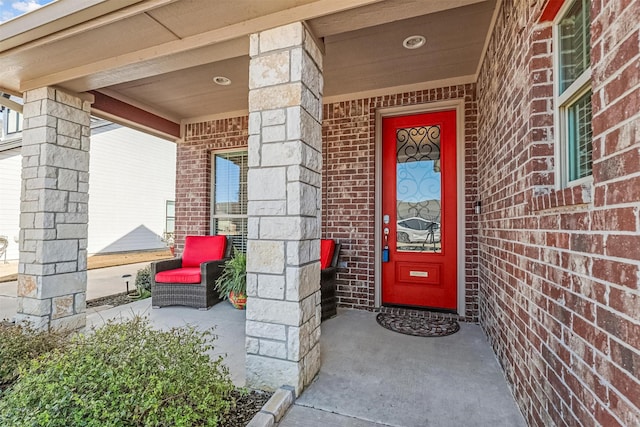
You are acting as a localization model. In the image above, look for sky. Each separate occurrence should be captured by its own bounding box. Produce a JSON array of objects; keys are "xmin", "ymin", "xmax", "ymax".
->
[
  {"xmin": 0, "ymin": 0, "xmax": 55, "ymax": 24},
  {"xmin": 397, "ymin": 160, "xmax": 441, "ymax": 203}
]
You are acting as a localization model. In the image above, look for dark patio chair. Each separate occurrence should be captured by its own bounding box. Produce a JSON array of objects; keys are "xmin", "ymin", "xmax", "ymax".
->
[
  {"xmin": 320, "ymin": 239, "xmax": 341, "ymax": 322},
  {"xmin": 151, "ymin": 235, "xmax": 232, "ymax": 310}
]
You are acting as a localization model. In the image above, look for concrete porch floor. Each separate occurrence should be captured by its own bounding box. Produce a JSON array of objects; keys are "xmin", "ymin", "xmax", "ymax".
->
[
  {"xmin": 2, "ymin": 263, "xmax": 525, "ymax": 426},
  {"xmin": 87, "ymin": 299, "xmax": 525, "ymax": 426},
  {"xmin": 282, "ymin": 310, "xmax": 526, "ymax": 426}
]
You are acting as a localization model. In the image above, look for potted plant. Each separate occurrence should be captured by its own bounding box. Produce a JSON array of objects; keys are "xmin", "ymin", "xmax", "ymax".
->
[
  {"xmin": 162, "ymin": 231, "xmax": 175, "ymax": 256},
  {"xmin": 214, "ymin": 249, "xmax": 247, "ymax": 309},
  {"xmin": 127, "ymin": 265, "xmax": 152, "ymax": 300}
]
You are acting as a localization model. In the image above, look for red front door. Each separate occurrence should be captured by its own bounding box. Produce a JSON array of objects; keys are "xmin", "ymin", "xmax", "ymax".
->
[{"xmin": 381, "ymin": 110, "xmax": 457, "ymax": 310}]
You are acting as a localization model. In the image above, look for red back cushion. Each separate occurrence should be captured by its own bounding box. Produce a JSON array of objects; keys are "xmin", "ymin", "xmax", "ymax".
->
[
  {"xmin": 320, "ymin": 239, "xmax": 335, "ymax": 270},
  {"xmin": 182, "ymin": 235, "xmax": 227, "ymax": 268}
]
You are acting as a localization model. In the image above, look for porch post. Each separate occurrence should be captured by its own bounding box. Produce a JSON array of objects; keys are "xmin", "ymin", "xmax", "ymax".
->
[
  {"xmin": 246, "ymin": 22, "xmax": 324, "ymax": 395},
  {"xmin": 15, "ymin": 87, "xmax": 91, "ymax": 331}
]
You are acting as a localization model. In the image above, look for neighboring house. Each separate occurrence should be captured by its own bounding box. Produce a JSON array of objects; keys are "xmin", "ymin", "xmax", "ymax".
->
[
  {"xmin": 0, "ymin": 1, "xmax": 638, "ymax": 425},
  {"xmin": 0, "ymin": 108, "xmax": 176, "ymax": 260}
]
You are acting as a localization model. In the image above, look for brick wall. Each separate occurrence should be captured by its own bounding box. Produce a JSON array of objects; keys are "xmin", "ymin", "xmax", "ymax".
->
[
  {"xmin": 322, "ymin": 86, "xmax": 479, "ymax": 320},
  {"xmin": 476, "ymin": 0, "xmax": 640, "ymax": 425},
  {"xmin": 177, "ymin": 86, "xmax": 479, "ymax": 319},
  {"xmin": 176, "ymin": 118, "xmax": 248, "ymax": 252}
]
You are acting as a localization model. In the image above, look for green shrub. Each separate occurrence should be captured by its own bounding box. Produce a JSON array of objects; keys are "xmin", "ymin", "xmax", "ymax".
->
[
  {"xmin": 135, "ymin": 264, "xmax": 152, "ymax": 298},
  {"xmin": 0, "ymin": 322, "xmax": 69, "ymax": 389},
  {"xmin": 0, "ymin": 317, "xmax": 234, "ymax": 427}
]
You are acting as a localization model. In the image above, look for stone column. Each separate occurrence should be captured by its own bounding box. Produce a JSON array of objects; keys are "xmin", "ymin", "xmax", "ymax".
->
[
  {"xmin": 246, "ymin": 22, "xmax": 323, "ymax": 395},
  {"xmin": 16, "ymin": 87, "xmax": 91, "ymax": 331}
]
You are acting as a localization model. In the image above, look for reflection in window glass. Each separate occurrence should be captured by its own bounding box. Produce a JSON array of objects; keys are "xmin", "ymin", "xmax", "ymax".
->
[
  {"xmin": 212, "ymin": 151, "xmax": 248, "ymax": 252},
  {"xmin": 559, "ymin": 0, "xmax": 590, "ymax": 93},
  {"xmin": 567, "ymin": 90, "xmax": 593, "ymax": 181},
  {"xmin": 396, "ymin": 126, "xmax": 442, "ymax": 253},
  {"xmin": 556, "ymin": 0, "xmax": 592, "ymax": 184}
]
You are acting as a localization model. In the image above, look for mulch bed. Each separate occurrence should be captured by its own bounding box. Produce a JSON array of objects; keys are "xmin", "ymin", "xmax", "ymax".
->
[
  {"xmin": 86, "ymin": 292, "xmax": 134, "ymax": 309},
  {"xmin": 223, "ymin": 389, "xmax": 273, "ymax": 427},
  {"xmin": 1, "ymin": 378, "xmax": 271, "ymax": 425}
]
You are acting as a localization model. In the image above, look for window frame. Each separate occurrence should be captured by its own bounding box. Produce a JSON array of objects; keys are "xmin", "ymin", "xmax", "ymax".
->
[
  {"xmin": 165, "ymin": 200, "xmax": 175, "ymax": 234},
  {"xmin": 553, "ymin": 0, "xmax": 593, "ymax": 189},
  {"xmin": 3, "ymin": 108, "xmax": 23, "ymax": 138},
  {"xmin": 210, "ymin": 149, "xmax": 248, "ymax": 252}
]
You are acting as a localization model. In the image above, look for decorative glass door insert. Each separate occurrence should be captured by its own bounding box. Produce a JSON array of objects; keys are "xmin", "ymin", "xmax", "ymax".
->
[{"xmin": 396, "ymin": 125, "xmax": 442, "ymax": 253}]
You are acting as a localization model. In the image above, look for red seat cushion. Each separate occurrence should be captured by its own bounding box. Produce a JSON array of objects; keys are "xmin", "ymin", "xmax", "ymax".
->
[
  {"xmin": 320, "ymin": 239, "xmax": 336, "ymax": 270},
  {"xmin": 155, "ymin": 267, "xmax": 201, "ymax": 284},
  {"xmin": 182, "ymin": 235, "xmax": 227, "ymax": 268}
]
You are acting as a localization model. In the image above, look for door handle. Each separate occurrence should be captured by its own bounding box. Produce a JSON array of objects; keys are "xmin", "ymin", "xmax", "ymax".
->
[{"xmin": 382, "ymin": 227, "xmax": 390, "ymax": 262}]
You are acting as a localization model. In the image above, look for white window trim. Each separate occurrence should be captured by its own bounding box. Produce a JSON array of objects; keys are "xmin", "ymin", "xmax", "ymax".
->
[
  {"xmin": 553, "ymin": 0, "xmax": 593, "ymax": 189},
  {"xmin": 3, "ymin": 108, "xmax": 23, "ymax": 137},
  {"xmin": 165, "ymin": 200, "xmax": 175, "ymax": 234}
]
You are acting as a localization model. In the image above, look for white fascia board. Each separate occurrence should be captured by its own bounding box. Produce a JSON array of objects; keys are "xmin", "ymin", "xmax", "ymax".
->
[{"xmin": 0, "ymin": 0, "xmax": 143, "ymax": 52}]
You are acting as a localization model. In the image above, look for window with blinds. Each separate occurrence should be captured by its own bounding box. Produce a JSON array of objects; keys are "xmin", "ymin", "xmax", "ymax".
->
[
  {"xmin": 558, "ymin": 0, "xmax": 589, "ymax": 94},
  {"xmin": 555, "ymin": 0, "xmax": 592, "ymax": 185},
  {"xmin": 567, "ymin": 90, "xmax": 593, "ymax": 181},
  {"xmin": 211, "ymin": 151, "xmax": 248, "ymax": 253}
]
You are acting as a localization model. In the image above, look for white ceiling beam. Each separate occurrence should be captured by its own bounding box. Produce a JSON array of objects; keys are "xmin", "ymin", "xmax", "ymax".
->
[
  {"xmin": 310, "ymin": 0, "xmax": 487, "ymax": 37},
  {"xmin": 0, "ymin": 0, "xmax": 180, "ymax": 56},
  {"xmin": 63, "ymin": 37, "xmax": 250, "ymax": 93},
  {"xmin": 0, "ymin": 0, "xmax": 144, "ymax": 52},
  {"xmin": 20, "ymin": 0, "xmax": 384, "ymax": 92},
  {"xmin": 0, "ymin": 86, "xmax": 22, "ymax": 98},
  {"xmin": 0, "ymin": 96, "xmax": 23, "ymax": 113}
]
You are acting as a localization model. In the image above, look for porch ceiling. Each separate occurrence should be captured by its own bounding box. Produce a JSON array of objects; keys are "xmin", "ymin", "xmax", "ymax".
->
[{"xmin": 0, "ymin": 0, "xmax": 496, "ymax": 127}]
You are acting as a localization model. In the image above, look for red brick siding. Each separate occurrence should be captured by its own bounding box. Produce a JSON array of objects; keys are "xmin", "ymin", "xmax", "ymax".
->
[
  {"xmin": 176, "ymin": 118, "xmax": 248, "ymax": 253},
  {"xmin": 477, "ymin": 0, "xmax": 640, "ymax": 425},
  {"xmin": 322, "ymin": 86, "xmax": 479, "ymax": 320},
  {"xmin": 177, "ymin": 86, "xmax": 479, "ymax": 319}
]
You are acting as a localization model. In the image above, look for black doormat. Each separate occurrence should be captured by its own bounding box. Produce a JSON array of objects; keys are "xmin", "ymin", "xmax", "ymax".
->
[{"xmin": 376, "ymin": 312, "xmax": 460, "ymax": 337}]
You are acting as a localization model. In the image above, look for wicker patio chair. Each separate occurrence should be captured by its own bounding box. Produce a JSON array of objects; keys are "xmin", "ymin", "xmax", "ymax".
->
[
  {"xmin": 320, "ymin": 239, "xmax": 341, "ymax": 322},
  {"xmin": 151, "ymin": 235, "xmax": 232, "ymax": 310}
]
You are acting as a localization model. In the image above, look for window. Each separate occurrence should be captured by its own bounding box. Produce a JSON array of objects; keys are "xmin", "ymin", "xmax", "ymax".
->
[
  {"xmin": 555, "ymin": 0, "xmax": 592, "ymax": 186},
  {"xmin": 165, "ymin": 200, "xmax": 175, "ymax": 234},
  {"xmin": 4, "ymin": 109, "xmax": 23, "ymax": 135},
  {"xmin": 211, "ymin": 151, "xmax": 248, "ymax": 252}
]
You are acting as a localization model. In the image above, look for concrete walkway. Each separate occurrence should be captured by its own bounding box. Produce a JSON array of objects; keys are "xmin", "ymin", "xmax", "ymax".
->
[{"xmin": 0, "ymin": 261, "xmax": 152, "ymax": 321}]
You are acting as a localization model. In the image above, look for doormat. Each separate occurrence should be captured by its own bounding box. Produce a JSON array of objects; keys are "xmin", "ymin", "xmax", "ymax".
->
[{"xmin": 376, "ymin": 312, "xmax": 460, "ymax": 337}]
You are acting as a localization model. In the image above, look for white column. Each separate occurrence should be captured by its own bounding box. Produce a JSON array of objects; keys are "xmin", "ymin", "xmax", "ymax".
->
[
  {"xmin": 246, "ymin": 22, "xmax": 324, "ymax": 395},
  {"xmin": 16, "ymin": 87, "xmax": 91, "ymax": 331}
]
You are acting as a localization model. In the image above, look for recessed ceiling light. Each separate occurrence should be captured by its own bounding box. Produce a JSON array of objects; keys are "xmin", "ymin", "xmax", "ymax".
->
[
  {"xmin": 403, "ymin": 35, "xmax": 426, "ymax": 50},
  {"xmin": 213, "ymin": 76, "xmax": 231, "ymax": 86}
]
